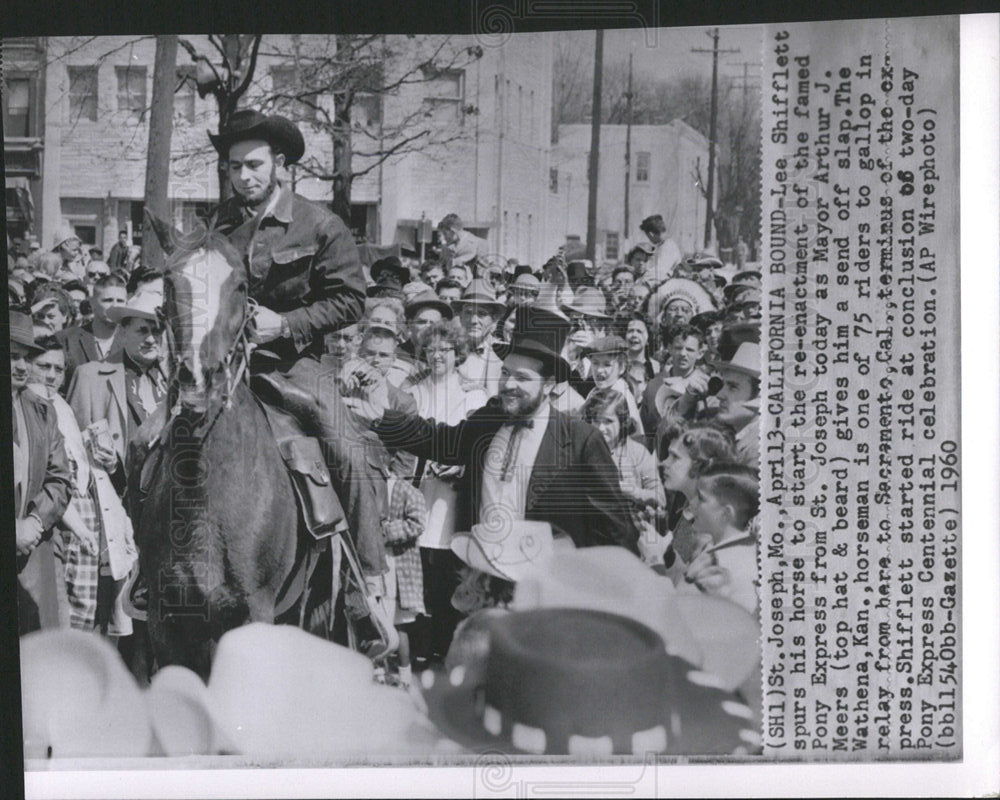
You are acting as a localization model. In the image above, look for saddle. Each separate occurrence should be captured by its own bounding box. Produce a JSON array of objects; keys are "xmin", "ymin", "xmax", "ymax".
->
[{"xmin": 132, "ymin": 375, "xmax": 396, "ymax": 659}]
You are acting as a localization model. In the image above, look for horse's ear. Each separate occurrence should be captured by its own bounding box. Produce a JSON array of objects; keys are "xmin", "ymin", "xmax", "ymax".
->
[{"xmin": 144, "ymin": 209, "xmax": 184, "ymax": 255}]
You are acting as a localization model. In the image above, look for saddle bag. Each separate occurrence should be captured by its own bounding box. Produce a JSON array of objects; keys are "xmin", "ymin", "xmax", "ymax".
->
[{"xmin": 277, "ymin": 436, "xmax": 345, "ymax": 540}]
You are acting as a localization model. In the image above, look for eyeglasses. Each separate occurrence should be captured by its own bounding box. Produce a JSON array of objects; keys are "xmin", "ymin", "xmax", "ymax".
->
[
  {"xmin": 87, "ymin": 271, "xmax": 108, "ymax": 279},
  {"xmin": 424, "ymin": 346, "xmax": 456, "ymax": 355}
]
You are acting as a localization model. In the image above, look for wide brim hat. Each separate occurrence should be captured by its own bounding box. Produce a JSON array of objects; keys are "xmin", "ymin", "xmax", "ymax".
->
[
  {"xmin": 106, "ymin": 291, "xmax": 161, "ymax": 324},
  {"xmin": 582, "ymin": 334, "xmax": 627, "ymax": 358},
  {"xmin": 451, "ymin": 278, "xmax": 506, "ymax": 314},
  {"xmin": 208, "ymin": 623, "xmax": 443, "ymax": 760},
  {"xmin": 561, "ymin": 286, "xmax": 611, "ymax": 320},
  {"xmin": 450, "ymin": 521, "xmax": 572, "ymax": 583},
  {"xmin": 20, "ymin": 629, "xmax": 153, "ymax": 759},
  {"xmin": 511, "ymin": 273, "xmax": 540, "ymax": 290},
  {"xmin": 711, "ymin": 340, "xmax": 760, "ymax": 378},
  {"xmin": 404, "ymin": 288, "xmax": 453, "ymax": 320},
  {"xmin": 209, "ymin": 109, "xmax": 306, "ymax": 165},
  {"xmin": 51, "ymin": 223, "xmax": 80, "ymax": 250},
  {"xmin": 421, "ymin": 608, "xmax": 759, "ymax": 757},
  {"xmin": 9, "ymin": 310, "xmax": 46, "ymax": 354},
  {"xmin": 510, "ymin": 547, "xmax": 760, "ymax": 692},
  {"xmin": 370, "ymin": 256, "xmax": 411, "ymax": 286},
  {"xmin": 492, "ymin": 304, "xmax": 572, "ymax": 381}
]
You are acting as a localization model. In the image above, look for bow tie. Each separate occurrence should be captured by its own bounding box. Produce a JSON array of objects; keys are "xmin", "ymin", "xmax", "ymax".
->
[{"xmin": 505, "ymin": 417, "xmax": 534, "ymax": 429}]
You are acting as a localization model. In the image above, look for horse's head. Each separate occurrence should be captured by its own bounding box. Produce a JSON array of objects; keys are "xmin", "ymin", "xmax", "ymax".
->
[{"xmin": 160, "ymin": 227, "xmax": 250, "ymax": 414}]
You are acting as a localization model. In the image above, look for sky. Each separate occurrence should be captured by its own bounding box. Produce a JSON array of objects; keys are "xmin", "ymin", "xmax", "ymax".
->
[{"xmin": 558, "ymin": 23, "xmax": 764, "ymax": 87}]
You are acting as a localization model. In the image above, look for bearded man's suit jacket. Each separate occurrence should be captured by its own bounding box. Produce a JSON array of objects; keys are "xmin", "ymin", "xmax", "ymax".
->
[{"xmin": 373, "ymin": 396, "xmax": 639, "ymax": 553}]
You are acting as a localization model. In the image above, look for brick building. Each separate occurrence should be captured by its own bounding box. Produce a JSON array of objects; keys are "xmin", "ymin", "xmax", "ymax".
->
[{"xmin": 12, "ymin": 34, "xmax": 555, "ymax": 265}]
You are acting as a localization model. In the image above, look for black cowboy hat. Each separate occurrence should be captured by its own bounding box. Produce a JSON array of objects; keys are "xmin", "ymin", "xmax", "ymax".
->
[
  {"xmin": 209, "ymin": 109, "xmax": 306, "ymax": 165},
  {"xmin": 421, "ymin": 608, "xmax": 758, "ymax": 756},
  {"xmin": 492, "ymin": 305, "xmax": 571, "ymax": 381},
  {"xmin": 370, "ymin": 256, "xmax": 410, "ymax": 287},
  {"xmin": 9, "ymin": 310, "xmax": 45, "ymax": 355}
]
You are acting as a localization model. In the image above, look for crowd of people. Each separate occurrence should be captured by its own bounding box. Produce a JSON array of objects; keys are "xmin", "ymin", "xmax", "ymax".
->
[{"xmin": 9, "ymin": 108, "xmax": 762, "ymax": 708}]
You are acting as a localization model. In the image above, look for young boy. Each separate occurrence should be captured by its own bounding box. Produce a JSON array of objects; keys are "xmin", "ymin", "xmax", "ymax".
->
[{"xmin": 684, "ymin": 461, "xmax": 759, "ymax": 615}]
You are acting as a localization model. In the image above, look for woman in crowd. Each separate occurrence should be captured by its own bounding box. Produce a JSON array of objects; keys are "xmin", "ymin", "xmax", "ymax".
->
[
  {"xmin": 26, "ymin": 335, "xmax": 137, "ymax": 635},
  {"xmin": 31, "ymin": 285, "xmax": 75, "ymax": 334},
  {"xmin": 407, "ymin": 318, "xmax": 489, "ymax": 662}
]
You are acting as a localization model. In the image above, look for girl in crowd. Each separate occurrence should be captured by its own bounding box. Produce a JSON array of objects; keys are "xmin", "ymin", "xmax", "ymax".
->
[{"xmin": 581, "ymin": 388, "xmax": 664, "ymax": 513}]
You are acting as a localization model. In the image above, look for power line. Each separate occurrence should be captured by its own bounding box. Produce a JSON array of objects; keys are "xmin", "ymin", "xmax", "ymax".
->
[{"xmin": 692, "ymin": 28, "xmax": 739, "ymax": 250}]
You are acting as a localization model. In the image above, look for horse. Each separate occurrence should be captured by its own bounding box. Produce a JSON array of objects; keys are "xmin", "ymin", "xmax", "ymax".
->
[{"xmin": 132, "ymin": 229, "xmax": 305, "ymax": 680}]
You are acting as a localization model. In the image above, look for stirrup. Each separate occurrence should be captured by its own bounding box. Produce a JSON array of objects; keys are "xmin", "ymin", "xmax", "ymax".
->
[{"xmin": 121, "ymin": 564, "xmax": 148, "ymax": 622}]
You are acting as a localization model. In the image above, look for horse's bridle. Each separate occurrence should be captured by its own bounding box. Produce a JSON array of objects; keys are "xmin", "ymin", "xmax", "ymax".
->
[{"xmin": 160, "ymin": 295, "xmax": 259, "ymax": 443}]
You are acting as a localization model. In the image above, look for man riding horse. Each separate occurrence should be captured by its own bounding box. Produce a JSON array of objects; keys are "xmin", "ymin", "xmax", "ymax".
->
[{"xmin": 208, "ymin": 109, "xmax": 389, "ymax": 596}]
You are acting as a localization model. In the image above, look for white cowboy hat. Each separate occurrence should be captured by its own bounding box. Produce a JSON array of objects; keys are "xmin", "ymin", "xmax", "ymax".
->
[
  {"xmin": 51, "ymin": 222, "xmax": 80, "ymax": 249},
  {"xmin": 451, "ymin": 520, "xmax": 572, "ymax": 583},
  {"xmin": 106, "ymin": 290, "xmax": 161, "ymax": 324},
  {"xmin": 20, "ymin": 629, "xmax": 153, "ymax": 759},
  {"xmin": 712, "ymin": 341, "xmax": 760, "ymax": 378},
  {"xmin": 207, "ymin": 623, "xmax": 442, "ymax": 761},
  {"xmin": 511, "ymin": 546, "xmax": 759, "ymax": 692}
]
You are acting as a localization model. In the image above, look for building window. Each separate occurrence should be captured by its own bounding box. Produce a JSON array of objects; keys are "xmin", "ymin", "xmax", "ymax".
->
[
  {"xmin": 271, "ymin": 66, "xmax": 319, "ymax": 121},
  {"xmin": 3, "ymin": 76, "xmax": 32, "ymax": 137},
  {"xmin": 424, "ymin": 69, "xmax": 464, "ymax": 125},
  {"xmin": 68, "ymin": 66, "xmax": 98, "ymax": 122},
  {"xmin": 175, "ymin": 66, "xmax": 196, "ymax": 123},
  {"xmin": 73, "ymin": 224, "xmax": 97, "ymax": 246},
  {"xmin": 353, "ymin": 93, "xmax": 382, "ymax": 129},
  {"xmin": 605, "ymin": 231, "xmax": 620, "ymax": 261},
  {"xmin": 636, "ymin": 151, "xmax": 651, "ymax": 183},
  {"xmin": 549, "ymin": 168, "xmax": 559, "ymax": 194},
  {"xmin": 116, "ymin": 66, "xmax": 147, "ymax": 117}
]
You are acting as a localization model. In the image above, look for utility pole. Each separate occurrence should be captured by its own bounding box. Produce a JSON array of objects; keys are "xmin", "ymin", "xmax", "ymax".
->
[
  {"xmin": 585, "ymin": 29, "xmax": 604, "ymax": 263},
  {"xmin": 692, "ymin": 29, "xmax": 738, "ymax": 250},
  {"xmin": 141, "ymin": 35, "xmax": 178, "ymax": 270},
  {"xmin": 623, "ymin": 52, "xmax": 633, "ymax": 242}
]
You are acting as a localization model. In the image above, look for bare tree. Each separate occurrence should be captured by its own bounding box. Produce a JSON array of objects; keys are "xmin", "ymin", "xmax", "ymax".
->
[
  {"xmin": 254, "ymin": 34, "xmax": 483, "ymax": 225},
  {"xmin": 177, "ymin": 34, "xmax": 262, "ymax": 201}
]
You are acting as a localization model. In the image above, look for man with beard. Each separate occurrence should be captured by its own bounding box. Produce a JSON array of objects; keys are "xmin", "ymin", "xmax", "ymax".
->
[
  {"xmin": 346, "ymin": 304, "xmax": 638, "ymax": 555},
  {"xmin": 10, "ymin": 310, "xmax": 73, "ymax": 633},
  {"xmin": 207, "ymin": 109, "xmax": 388, "ymax": 584}
]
